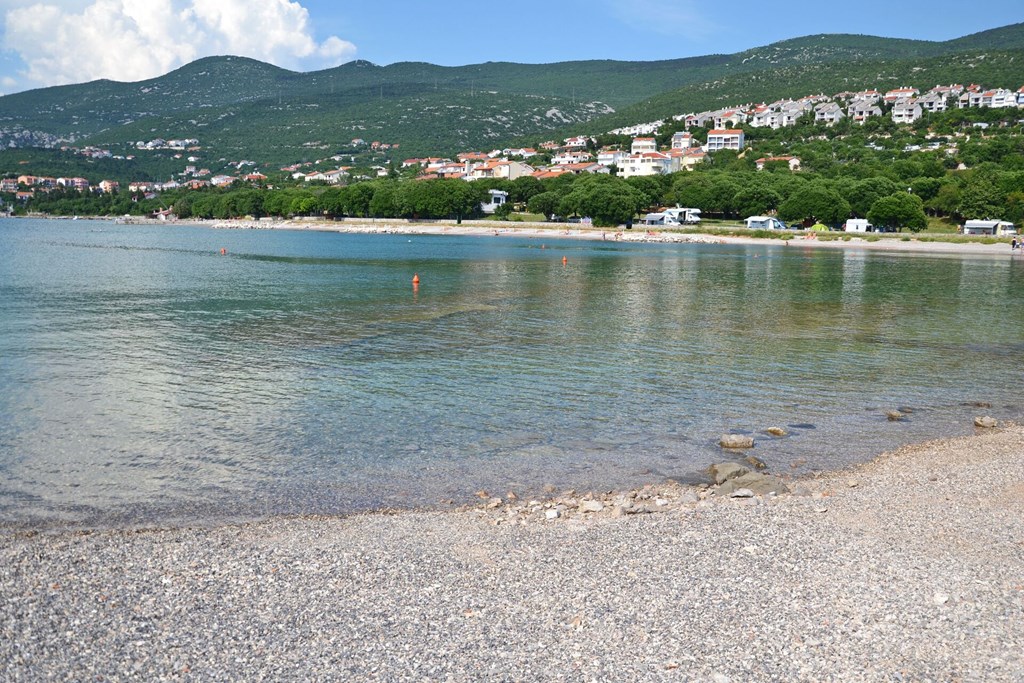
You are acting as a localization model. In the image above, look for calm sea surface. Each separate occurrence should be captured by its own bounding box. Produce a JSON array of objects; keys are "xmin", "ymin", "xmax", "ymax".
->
[{"xmin": 1, "ymin": 218, "xmax": 1022, "ymax": 527}]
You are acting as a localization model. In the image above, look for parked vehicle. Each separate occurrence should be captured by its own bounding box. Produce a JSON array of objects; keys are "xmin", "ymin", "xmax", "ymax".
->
[
  {"xmin": 844, "ymin": 218, "xmax": 873, "ymax": 232},
  {"xmin": 643, "ymin": 207, "xmax": 702, "ymax": 226},
  {"xmin": 962, "ymin": 219, "xmax": 1017, "ymax": 236},
  {"xmin": 663, "ymin": 207, "xmax": 701, "ymax": 225},
  {"xmin": 744, "ymin": 215, "xmax": 788, "ymax": 230}
]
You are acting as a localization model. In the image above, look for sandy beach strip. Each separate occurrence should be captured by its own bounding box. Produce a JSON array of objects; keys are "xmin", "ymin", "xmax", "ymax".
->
[
  {"xmin": 2, "ymin": 423, "xmax": 1022, "ymax": 681},
  {"xmin": 210, "ymin": 216, "xmax": 1017, "ymax": 257}
]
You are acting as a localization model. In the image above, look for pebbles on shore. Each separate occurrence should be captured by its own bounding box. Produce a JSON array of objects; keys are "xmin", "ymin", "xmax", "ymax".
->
[{"xmin": 2, "ymin": 425, "xmax": 1023, "ymax": 681}]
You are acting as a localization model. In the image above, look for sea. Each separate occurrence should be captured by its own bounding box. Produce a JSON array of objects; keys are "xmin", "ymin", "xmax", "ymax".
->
[{"xmin": 1, "ymin": 218, "xmax": 1022, "ymax": 528}]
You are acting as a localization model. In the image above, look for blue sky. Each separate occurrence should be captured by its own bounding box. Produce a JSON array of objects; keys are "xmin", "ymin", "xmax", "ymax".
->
[{"xmin": 0, "ymin": 0, "xmax": 1020, "ymax": 95}]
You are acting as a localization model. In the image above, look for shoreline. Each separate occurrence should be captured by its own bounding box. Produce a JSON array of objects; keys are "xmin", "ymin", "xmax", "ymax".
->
[
  {"xmin": 9, "ymin": 213, "xmax": 1016, "ymax": 256},
  {"xmin": 2, "ymin": 424, "xmax": 1022, "ymax": 679}
]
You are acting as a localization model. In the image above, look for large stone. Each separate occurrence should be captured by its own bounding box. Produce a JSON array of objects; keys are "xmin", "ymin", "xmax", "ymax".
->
[
  {"xmin": 720, "ymin": 434, "xmax": 755, "ymax": 449},
  {"xmin": 974, "ymin": 416, "xmax": 997, "ymax": 428},
  {"xmin": 766, "ymin": 427, "xmax": 787, "ymax": 437},
  {"xmin": 716, "ymin": 472, "xmax": 790, "ymax": 497},
  {"xmin": 708, "ymin": 462, "xmax": 751, "ymax": 485},
  {"xmin": 579, "ymin": 500, "xmax": 605, "ymax": 513},
  {"xmin": 887, "ymin": 411, "xmax": 905, "ymax": 421}
]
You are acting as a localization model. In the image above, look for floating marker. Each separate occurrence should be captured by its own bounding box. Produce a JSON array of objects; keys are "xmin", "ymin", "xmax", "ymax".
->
[
  {"xmin": 412, "ymin": 273, "xmax": 420, "ymax": 285},
  {"xmin": 562, "ymin": 256, "xmax": 568, "ymax": 265},
  {"xmin": 220, "ymin": 248, "xmax": 227, "ymax": 255}
]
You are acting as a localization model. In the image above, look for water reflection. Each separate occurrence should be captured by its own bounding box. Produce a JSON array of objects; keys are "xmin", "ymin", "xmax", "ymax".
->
[{"xmin": 1, "ymin": 219, "xmax": 1022, "ymax": 527}]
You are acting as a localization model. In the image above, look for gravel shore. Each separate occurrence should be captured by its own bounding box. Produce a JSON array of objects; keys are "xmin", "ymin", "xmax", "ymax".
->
[{"xmin": 3, "ymin": 424, "xmax": 1023, "ymax": 681}]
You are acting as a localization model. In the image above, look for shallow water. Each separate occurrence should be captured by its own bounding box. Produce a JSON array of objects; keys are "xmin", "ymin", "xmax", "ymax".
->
[{"xmin": 1, "ymin": 218, "xmax": 1022, "ymax": 527}]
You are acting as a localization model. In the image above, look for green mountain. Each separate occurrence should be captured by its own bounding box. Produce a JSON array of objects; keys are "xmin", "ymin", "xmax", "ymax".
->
[{"xmin": 1, "ymin": 23, "xmax": 1022, "ymax": 169}]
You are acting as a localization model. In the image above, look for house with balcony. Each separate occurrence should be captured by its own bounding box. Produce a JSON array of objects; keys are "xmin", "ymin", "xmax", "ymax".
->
[
  {"xmin": 551, "ymin": 150, "xmax": 593, "ymax": 166},
  {"xmin": 669, "ymin": 148, "xmax": 706, "ymax": 171},
  {"xmin": 631, "ymin": 137, "xmax": 658, "ymax": 155},
  {"xmin": 618, "ymin": 152, "xmax": 671, "ymax": 178},
  {"xmin": 884, "ymin": 87, "xmax": 919, "ymax": 103},
  {"xmin": 814, "ymin": 102, "xmax": 845, "ymax": 125},
  {"xmin": 597, "ymin": 149, "xmax": 628, "ymax": 168},
  {"xmin": 671, "ymin": 131, "xmax": 694, "ymax": 149},
  {"xmin": 917, "ymin": 92, "xmax": 948, "ymax": 113},
  {"xmin": 892, "ymin": 99, "xmax": 923, "ymax": 124},
  {"xmin": 705, "ymin": 129, "xmax": 745, "ymax": 152},
  {"xmin": 848, "ymin": 99, "xmax": 883, "ymax": 124}
]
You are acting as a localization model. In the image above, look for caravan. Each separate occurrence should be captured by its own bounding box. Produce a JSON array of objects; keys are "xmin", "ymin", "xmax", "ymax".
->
[
  {"xmin": 643, "ymin": 207, "xmax": 702, "ymax": 226},
  {"xmin": 962, "ymin": 219, "xmax": 1016, "ymax": 236},
  {"xmin": 744, "ymin": 215, "xmax": 788, "ymax": 230}
]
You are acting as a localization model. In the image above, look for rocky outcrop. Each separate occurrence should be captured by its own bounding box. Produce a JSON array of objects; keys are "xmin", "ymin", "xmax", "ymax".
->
[{"xmin": 720, "ymin": 434, "xmax": 755, "ymax": 449}]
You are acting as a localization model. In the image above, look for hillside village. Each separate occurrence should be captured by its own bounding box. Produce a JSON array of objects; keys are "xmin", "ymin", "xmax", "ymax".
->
[{"xmin": 4, "ymin": 80, "xmax": 1024, "ymax": 208}]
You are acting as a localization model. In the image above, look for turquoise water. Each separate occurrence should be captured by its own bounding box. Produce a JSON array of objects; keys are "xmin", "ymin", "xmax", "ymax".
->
[{"xmin": 1, "ymin": 218, "xmax": 1022, "ymax": 527}]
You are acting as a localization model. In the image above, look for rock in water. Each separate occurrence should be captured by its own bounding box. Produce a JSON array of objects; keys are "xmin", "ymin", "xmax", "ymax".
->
[
  {"xmin": 974, "ymin": 416, "xmax": 997, "ymax": 428},
  {"xmin": 744, "ymin": 455, "xmax": 768, "ymax": 470},
  {"xmin": 887, "ymin": 410, "xmax": 905, "ymax": 421},
  {"xmin": 766, "ymin": 426, "xmax": 787, "ymax": 436},
  {"xmin": 720, "ymin": 434, "xmax": 755, "ymax": 449},
  {"xmin": 708, "ymin": 462, "xmax": 750, "ymax": 484}
]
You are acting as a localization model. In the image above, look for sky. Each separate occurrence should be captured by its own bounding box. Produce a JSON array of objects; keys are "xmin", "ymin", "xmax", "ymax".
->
[{"xmin": 0, "ymin": 0, "xmax": 1021, "ymax": 95}]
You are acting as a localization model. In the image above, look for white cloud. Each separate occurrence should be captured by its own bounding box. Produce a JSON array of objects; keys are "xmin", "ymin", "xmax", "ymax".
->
[{"xmin": 2, "ymin": 0, "xmax": 356, "ymax": 88}]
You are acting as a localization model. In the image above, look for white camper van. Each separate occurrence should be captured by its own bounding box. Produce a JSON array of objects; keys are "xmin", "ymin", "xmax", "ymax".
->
[{"xmin": 844, "ymin": 218, "xmax": 873, "ymax": 232}]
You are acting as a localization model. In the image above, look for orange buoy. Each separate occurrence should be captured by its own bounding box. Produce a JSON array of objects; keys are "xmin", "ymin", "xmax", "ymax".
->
[
  {"xmin": 412, "ymin": 273, "xmax": 420, "ymax": 285},
  {"xmin": 562, "ymin": 256, "xmax": 568, "ymax": 265},
  {"xmin": 220, "ymin": 248, "xmax": 227, "ymax": 255}
]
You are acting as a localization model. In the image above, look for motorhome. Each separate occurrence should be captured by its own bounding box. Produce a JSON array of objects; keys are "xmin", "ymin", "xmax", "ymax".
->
[
  {"xmin": 844, "ymin": 218, "xmax": 873, "ymax": 232},
  {"xmin": 745, "ymin": 215, "xmax": 788, "ymax": 230},
  {"xmin": 962, "ymin": 219, "xmax": 1016, "ymax": 236},
  {"xmin": 643, "ymin": 207, "xmax": 701, "ymax": 226},
  {"xmin": 663, "ymin": 207, "xmax": 701, "ymax": 224}
]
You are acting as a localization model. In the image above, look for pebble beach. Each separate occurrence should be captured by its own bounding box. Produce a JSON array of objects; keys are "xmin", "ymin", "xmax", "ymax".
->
[{"xmin": 3, "ymin": 423, "xmax": 1022, "ymax": 681}]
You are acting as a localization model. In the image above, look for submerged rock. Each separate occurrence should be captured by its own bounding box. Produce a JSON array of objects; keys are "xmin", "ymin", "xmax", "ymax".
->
[
  {"xmin": 715, "ymin": 472, "xmax": 790, "ymax": 497},
  {"xmin": 766, "ymin": 427, "xmax": 787, "ymax": 437},
  {"xmin": 887, "ymin": 410, "xmax": 905, "ymax": 421},
  {"xmin": 708, "ymin": 462, "xmax": 750, "ymax": 485},
  {"xmin": 720, "ymin": 434, "xmax": 755, "ymax": 449},
  {"xmin": 974, "ymin": 416, "xmax": 998, "ymax": 428},
  {"xmin": 744, "ymin": 455, "xmax": 768, "ymax": 470}
]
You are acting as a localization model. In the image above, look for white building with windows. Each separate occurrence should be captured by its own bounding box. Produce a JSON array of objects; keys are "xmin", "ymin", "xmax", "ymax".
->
[{"xmin": 705, "ymin": 129, "xmax": 745, "ymax": 152}]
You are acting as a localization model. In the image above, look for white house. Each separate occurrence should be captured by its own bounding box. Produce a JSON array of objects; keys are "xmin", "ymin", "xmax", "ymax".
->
[
  {"xmin": 891, "ymin": 99, "xmax": 923, "ymax": 124},
  {"xmin": 814, "ymin": 102, "xmax": 845, "ymax": 125},
  {"xmin": 631, "ymin": 137, "xmax": 658, "ymax": 154},
  {"xmin": 671, "ymin": 131, "xmax": 693, "ymax": 149},
  {"xmin": 551, "ymin": 150, "xmax": 593, "ymax": 165},
  {"xmin": 705, "ymin": 129, "xmax": 745, "ymax": 152},
  {"xmin": 917, "ymin": 92, "xmax": 948, "ymax": 113},
  {"xmin": 480, "ymin": 189, "xmax": 509, "ymax": 214},
  {"xmin": 617, "ymin": 152, "xmax": 671, "ymax": 178},
  {"xmin": 597, "ymin": 150, "xmax": 628, "ymax": 167},
  {"xmin": 849, "ymin": 99, "xmax": 883, "ymax": 124}
]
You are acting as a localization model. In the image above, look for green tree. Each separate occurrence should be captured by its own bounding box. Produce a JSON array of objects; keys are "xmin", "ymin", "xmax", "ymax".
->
[
  {"xmin": 778, "ymin": 184, "xmax": 850, "ymax": 226},
  {"xmin": 732, "ymin": 185, "xmax": 782, "ymax": 218},
  {"xmin": 867, "ymin": 193, "xmax": 928, "ymax": 232},
  {"xmin": 527, "ymin": 191, "xmax": 561, "ymax": 219}
]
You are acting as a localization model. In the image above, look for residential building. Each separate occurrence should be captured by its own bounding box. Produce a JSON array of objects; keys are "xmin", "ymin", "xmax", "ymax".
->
[
  {"xmin": 814, "ymin": 102, "xmax": 845, "ymax": 125},
  {"xmin": 1, "ymin": 178, "xmax": 18, "ymax": 193},
  {"xmin": 480, "ymin": 189, "xmax": 508, "ymax": 214},
  {"xmin": 671, "ymin": 131, "xmax": 694, "ymax": 149},
  {"xmin": 98, "ymin": 180, "xmax": 119, "ymax": 193},
  {"xmin": 631, "ymin": 137, "xmax": 657, "ymax": 154},
  {"xmin": 551, "ymin": 150, "xmax": 593, "ymax": 165},
  {"xmin": 755, "ymin": 156, "xmax": 801, "ymax": 171},
  {"xmin": 849, "ymin": 99, "xmax": 883, "ymax": 124},
  {"xmin": 884, "ymin": 87, "xmax": 919, "ymax": 103},
  {"xmin": 892, "ymin": 99, "xmax": 923, "ymax": 124},
  {"xmin": 705, "ymin": 129, "xmax": 745, "ymax": 152},
  {"xmin": 917, "ymin": 92, "xmax": 948, "ymax": 113},
  {"xmin": 668, "ymin": 148, "xmax": 706, "ymax": 172},
  {"xmin": 597, "ymin": 150, "xmax": 628, "ymax": 168},
  {"xmin": 617, "ymin": 152, "xmax": 671, "ymax": 178}
]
